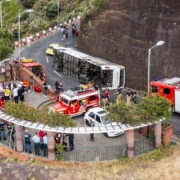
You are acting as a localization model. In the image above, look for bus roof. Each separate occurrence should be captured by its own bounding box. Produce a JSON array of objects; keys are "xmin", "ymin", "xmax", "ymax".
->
[{"xmin": 54, "ymin": 47, "xmax": 125, "ymax": 69}]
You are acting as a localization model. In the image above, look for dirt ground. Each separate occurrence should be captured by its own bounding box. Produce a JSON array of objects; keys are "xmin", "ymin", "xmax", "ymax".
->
[{"xmin": 77, "ymin": 0, "xmax": 180, "ymax": 90}]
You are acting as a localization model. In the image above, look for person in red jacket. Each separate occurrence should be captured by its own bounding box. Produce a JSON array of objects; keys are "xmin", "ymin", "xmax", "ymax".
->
[
  {"xmin": 75, "ymin": 29, "xmax": 79, "ymax": 37},
  {"xmin": 105, "ymin": 88, "xmax": 110, "ymax": 104},
  {"xmin": 39, "ymin": 130, "xmax": 45, "ymax": 150}
]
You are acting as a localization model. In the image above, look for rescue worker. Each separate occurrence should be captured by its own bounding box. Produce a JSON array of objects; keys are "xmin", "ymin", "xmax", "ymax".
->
[
  {"xmin": 24, "ymin": 129, "xmax": 32, "ymax": 153},
  {"xmin": 105, "ymin": 88, "xmax": 110, "ymax": 104},
  {"xmin": 114, "ymin": 85, "xmax": 123, "ymax": 104},
  {"xmin": 4, "ymin": 86, "xmax": 11, "ymax": 101},
  {"xmin": 126, "ymin": 89, "xmax": 131, "ymax": 105},
  {"xmin": 130, "ymin": 89, "xmax": 137, "ymax": 103},
  {"xmin": 101, "ymin": 91, "xmax": 107, "ymax": 108}
]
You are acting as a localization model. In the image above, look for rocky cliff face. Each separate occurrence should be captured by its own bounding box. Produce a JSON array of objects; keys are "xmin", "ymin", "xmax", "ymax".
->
[{"xmin": 77, "ymin": 0, "xmax": 180, "ymax": 90}]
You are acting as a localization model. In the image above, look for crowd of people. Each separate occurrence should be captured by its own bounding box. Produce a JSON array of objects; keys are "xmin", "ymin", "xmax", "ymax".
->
[
  {"xmin": 60, "ymin": 23, "xmax": 79, "ymax": 40},
  {"xmin": 101, "ymin": 86, "xmax": 137, "ymax": 108},
  {"xmin": 24, "ymin": 129, "xmax": 75, "ymax": 157},
  {"xmin": 0, "ymin": 81, "xmax": 27, "ymax": 104}
]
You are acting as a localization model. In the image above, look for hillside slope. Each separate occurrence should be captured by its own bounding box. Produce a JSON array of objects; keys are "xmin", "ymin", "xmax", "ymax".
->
[{"xmin": 77, "ymin": 0, "xmax": 180, "ymax": 90}]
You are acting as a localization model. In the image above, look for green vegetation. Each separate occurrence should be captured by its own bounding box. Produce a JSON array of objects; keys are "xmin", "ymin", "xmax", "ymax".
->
[
  {"xmin": 0, "ymin": 28, "xmax": 14, "ymax": 60},
  {"xmin": 4, "ymin": 101, "xmax": 76, "ymax": 128},
  {"xmin": 106, "ymin": 94, "xmax": 172, "ymax": 125}
]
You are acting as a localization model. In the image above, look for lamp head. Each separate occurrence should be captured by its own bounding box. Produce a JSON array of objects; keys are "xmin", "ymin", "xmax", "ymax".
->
[
  {"xmin": 25, "ymin": 9, "xmax": 34, "ymax": 13},
  {"xmin": 156, "ymin": 41, "xmax": 165, "ymax": 46}
]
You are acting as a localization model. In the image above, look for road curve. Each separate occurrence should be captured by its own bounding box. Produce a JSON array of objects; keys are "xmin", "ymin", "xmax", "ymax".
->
[{"xmin": 20, "ymin": 24, "xmax": 80, "ymax": 90}]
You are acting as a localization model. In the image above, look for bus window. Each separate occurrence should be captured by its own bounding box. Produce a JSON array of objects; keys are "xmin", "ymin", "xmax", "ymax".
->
[{"xmin": 120, "ymin": 69, "xmax": 125, "ymax": 88}]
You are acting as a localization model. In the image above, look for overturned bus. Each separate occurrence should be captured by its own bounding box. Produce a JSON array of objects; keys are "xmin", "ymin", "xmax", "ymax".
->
[{"xmin": 52, "ymin": 47, "xmax": 125, "ymax": 90}]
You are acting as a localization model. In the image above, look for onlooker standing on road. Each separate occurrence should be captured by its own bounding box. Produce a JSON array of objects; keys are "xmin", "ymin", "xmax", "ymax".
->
[
  {"xmin": 18, "ymin": 85, "xmax": 25, "ymax": 102},
  {"xmin": 29, "ymin": 76, "xmax": 34, "ymax": 92},
  {"xmin": 8, "ymin": 81, "xmax": 15, "ymax": 99},
  {"xmin": 68, "ymin": 133, "xmax": 74, "ymax": 151},
  {"xmin": 43, "ymin": 133, "xmax": 48, "ymax": 157},
  {"xmin": 13, "ymin": 85, "xmax": 19, "ymax": 104},
  {"xmin": 55, "ymin": 80, "xmax": 60, "ymax": 93},
  {"xmin": 32, "ymin": 132, "xmax": 41, "ymax": 155},
  {"xmin": 42, "ymin": 79, "xmax": 47, "ymax": 97},
  {"xmin": 24, "ymin": 129, "xmax": 32, "ymax": 153},
  {"xmin": 89, "ymin": 119, "xmax": 95, "ymax": 141}
]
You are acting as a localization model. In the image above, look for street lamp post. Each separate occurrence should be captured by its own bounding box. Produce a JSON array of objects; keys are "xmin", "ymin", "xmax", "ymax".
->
[
  {"xmin": 0, "ymin": 0, "xmax": 11, "ymax": 28},
  {"xmin": 147, "ymin": 40, "xmax": 165, "ymax": 94},
  {"xmin": 18, "ymin": 9, "xmax": 33, "ymax": 80}
]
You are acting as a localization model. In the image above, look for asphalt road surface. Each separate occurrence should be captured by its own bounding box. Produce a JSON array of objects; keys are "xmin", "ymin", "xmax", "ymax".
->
[
  {"xmin": 17, "ymin": 22, "xmax": 180, "ymax": 136},
  {"xmin": 20, "ymin": 23, "xmax": 80, "ymax": 91}
]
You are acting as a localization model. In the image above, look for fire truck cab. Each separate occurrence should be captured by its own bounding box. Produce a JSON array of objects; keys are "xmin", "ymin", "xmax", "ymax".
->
[
  {"xmin": 14, "ymin": 58, "xmax": 46, "ymax": 81},
  {"xmin": 150, "ymin": 77, "xmax": 180, "ymax": 112},
  {"xmin": 49, "ymin": 88, "xmax": 100, "ymax": 116}
]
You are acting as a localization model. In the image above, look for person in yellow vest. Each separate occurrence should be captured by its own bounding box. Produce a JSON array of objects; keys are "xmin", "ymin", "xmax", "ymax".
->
[
  {"xmin": 4, "ymin": 86, "xmax": 11, "ymax": 101},
  {"xmin": 114, "ymin": 85, "xmax": 123, "ymax": 104},
  {"xmin": 126, "ymin": 89, "xmax": 131, "ymax": 105},
  {"xmin": 101, "ymin": 91, "xmax": 108, "ymax": 108}
]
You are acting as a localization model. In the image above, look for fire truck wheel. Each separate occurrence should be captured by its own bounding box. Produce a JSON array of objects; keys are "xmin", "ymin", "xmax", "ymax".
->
[{"xmin": 171, "ymin": 105, "xmax": 175, "ymax": 113}]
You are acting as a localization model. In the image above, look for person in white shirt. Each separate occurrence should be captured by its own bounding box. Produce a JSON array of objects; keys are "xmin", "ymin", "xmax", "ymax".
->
[
  {"xmin": 43, "ymin": 133, "xmax": 48, "ymax": 157},
  {"xmin": 12, "ymin": 85, "xmax": 19, "ymax": 104},
  {"xmin": 32, "ymin": 132, "xmax": 40, "ymax": 155}
]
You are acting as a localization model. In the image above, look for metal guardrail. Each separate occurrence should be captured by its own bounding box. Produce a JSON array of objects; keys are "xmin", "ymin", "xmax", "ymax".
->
[{"xmin": 61, "ymin": 138, "xmax": 155, "ymax": 162}]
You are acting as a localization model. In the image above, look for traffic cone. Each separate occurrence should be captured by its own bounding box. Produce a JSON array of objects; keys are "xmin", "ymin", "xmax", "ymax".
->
[
  {"xmin": 54, "ymin": 26, "xmax": 57, "ymax": 31},
  {"xmin": 73, "ymin": 18, "xmax": 76, "ymax": 22},
  {"xmin": 69, "ymin": 19, "xmax": 72, "ymax": 25}
]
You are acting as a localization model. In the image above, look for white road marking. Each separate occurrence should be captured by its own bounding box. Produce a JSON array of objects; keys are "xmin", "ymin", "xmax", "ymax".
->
[
  {"xmin": 46, "ymin": 56, "xmax": 49, "ymax": 62},
  {"xmin": 53, "ymin": 70, "xmax": 62, "ymax": 77}
]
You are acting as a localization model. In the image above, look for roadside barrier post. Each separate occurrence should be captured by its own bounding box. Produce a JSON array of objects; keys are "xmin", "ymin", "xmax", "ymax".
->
[
  {"xmin": 29, "ymin": 34, "xmax": 34, "ymax": 42},
  {"xmin": 22, "ymin": 38, "xmax": 27, "ymax": 46},
  {"xmin": 49, "ymin": 27, "xmax": 52, "ymax": 34},
  {"xmin": 155, "ymin": 122, "xmax": 162, "ymax": 148},
  {"xmin": 42, "ymin": 30, "xmax": 46, "ymax": 37},
  {"xmin": 36, "ymin": 32, "xmax": 40, "ymax": 39},
  {"xmin": 126, "ymin": 129, "xmax": 134, "ymax": 158},
  {"xmin": 15, "ymin": 125, "xmax": 23, "ymax": 152},
  {"xmin": 54, "ymin": 26, "xmax": 57, "ymax": 31},
  {"xmin": 14, "ymin": 40, "xmax": 19, "ymax": 48},
  {"xmin": 47, "ymin": 131, "xmax": 55, "ymax": 160}
]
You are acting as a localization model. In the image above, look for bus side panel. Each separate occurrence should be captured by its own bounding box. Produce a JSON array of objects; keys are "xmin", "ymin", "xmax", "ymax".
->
[{"xmin": 175, "ymin": 90, "xmax": 180, "ymax": 113}]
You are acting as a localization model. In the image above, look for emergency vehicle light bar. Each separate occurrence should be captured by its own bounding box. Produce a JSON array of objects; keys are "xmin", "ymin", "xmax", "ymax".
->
[{"xmin": 152, "ymin": 77, "xmax": 164, "ymax": 82}]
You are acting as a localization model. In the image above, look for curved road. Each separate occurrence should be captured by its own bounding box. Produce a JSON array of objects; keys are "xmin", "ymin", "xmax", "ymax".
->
[{"xmin": 20, "ymin": 24, "xmax": 80, "ymax": 90}]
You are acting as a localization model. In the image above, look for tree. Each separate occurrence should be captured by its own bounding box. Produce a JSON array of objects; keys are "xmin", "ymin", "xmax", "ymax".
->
[
  {"xmin": 106, "ymin": 94, "xmax": 172, "ymax": 125},
  {"xmin": 4, "ymin": 101, "xmax": 76, "ymax": 128},
  {"xmin": 0, "ymin": 29, "xmax": 14, "ymax": 60}
]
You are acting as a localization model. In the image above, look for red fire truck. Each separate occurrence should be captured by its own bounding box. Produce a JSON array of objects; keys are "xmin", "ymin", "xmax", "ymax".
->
[
  {"xmin": 14, "ymin": 58, "xmax": 46, "ymax": 81},
  {"xmin": 49, "ymin": 88, "xmax": 100, "ymax": 116},
  {"xmin": 150, "ymin": 77, "xmax": 180, "ymax": 113}
]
